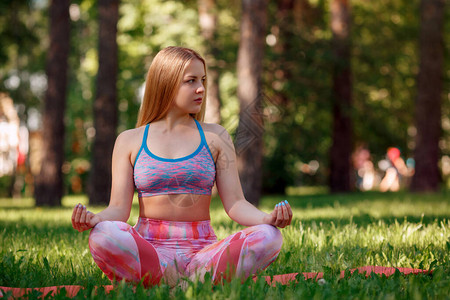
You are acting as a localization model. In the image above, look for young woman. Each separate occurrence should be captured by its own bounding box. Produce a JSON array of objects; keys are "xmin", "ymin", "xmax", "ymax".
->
[{"xmin": 71, "ymin": 46, "xmax": 293, "ymax": 287}]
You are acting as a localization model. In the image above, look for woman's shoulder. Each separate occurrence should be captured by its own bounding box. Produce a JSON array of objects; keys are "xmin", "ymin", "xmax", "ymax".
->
[
  {"xmin": 115, "ymin": 126, "xmax": 146, "ymax": 149},
  {"xmin": 200, "ymin": 122, "xmax": 233, "ymax": 147},
  {"xmin": 199, "ymin": 122, "xmax": 228, "ymax": 135}
]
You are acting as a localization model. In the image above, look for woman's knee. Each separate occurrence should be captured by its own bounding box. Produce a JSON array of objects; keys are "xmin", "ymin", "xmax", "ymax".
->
[
  {"xmin": 232, "ymin": 225, "xmax": 283, "ymax": 277},
  {"xmin": 245, "ymin": 224, "xmax": 283, "ymax": 255},
  {"xmin": 89, "ymin": 221, "xmax": 131, "ymax": 249},
  {"xmin": 257, "ymin": 224, "xmax": 283, "ymax": 248}
]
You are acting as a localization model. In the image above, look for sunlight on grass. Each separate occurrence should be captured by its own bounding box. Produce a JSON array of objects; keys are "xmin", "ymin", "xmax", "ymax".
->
[{"xmin": 286, "ymin": 185, "xmax": 329, "ymax": 195}]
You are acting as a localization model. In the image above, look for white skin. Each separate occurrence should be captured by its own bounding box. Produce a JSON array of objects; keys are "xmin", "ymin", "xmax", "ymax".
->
[{"xmin": 72, "ymin": 58, "xmax": 293, "ymax": 232}]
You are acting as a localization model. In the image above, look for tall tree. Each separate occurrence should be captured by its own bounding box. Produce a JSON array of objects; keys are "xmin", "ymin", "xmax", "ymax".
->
[
  {"xmin": 273, "ymin": 0, "xmax": 294, "ymax": 106},
  {"xmin": 34, "ymin": 0, "xmax": 71, "ymax": 206},
  {"xmin": 329, "ymin": 0, "xmax": 353, "ymax": 193},
  {"xmin": 198, "ymin": 0, "xmax": 221, "ymax": 124},
  {"xmin": 235, "ymin": 0, "xmax": 268, "ymax": 206},
  {"xmin": 410, "ymin": 0, "xmax": 445, "ymax": 192},
  {"xmin": 262, "ymin": 0, "xmax": 295, "ymax": 194},
  {"xmin": 88, "ymin": 0, "xmax": 119, "ymax": 205}
]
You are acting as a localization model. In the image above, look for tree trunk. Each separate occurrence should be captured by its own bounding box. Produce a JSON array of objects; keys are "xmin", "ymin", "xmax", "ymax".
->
[
  {"xmin": 294, "ymin": 0, "xmax": 322, "ymax": 28},
  {"xmin": 89, "ymin": 0, "xmax": 119, "ymax": 205},
  {"xmin": 34, "ymin": 0, "xmax": 70, "ymax": 206},
  {"xmin": 198, "ymin": 0, "xmax": 221, "ymax": 124},
  {"xmin": 329, "ymin": 0, "xmax": 353, "ymax": 193},
  {"xmin": 274, "ymin": 0, "xmax": 294, "ymax": 100},
  {"xmin": 235, "ymin": 0, "xmax": 268, "ymax": 206},
  {"xmin": 410, "ymin": 0, "xmax": 444, "ymax": 192},
  {"xmin": 263, "ymin": 0, "xmax": 294, "ymax": 194}
]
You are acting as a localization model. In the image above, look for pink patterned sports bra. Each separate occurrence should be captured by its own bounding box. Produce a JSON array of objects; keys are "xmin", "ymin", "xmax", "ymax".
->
[{"xmin": 133, "ymin": 119, "xmax": 216, "ymax": 198}]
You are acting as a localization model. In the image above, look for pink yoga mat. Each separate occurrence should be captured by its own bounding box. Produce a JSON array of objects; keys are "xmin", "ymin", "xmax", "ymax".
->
[
  {"xmin": 260, "ymin": 265, "xmax": 431, "ymax": 286},
  {"xmin": 0, "ymin": 266, "xmax": 431, "ymax": 298}
]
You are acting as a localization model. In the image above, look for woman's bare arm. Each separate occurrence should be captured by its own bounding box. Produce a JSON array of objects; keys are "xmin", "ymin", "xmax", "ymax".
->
[
  {"xmin": 72, "ymin": 129, "xmax": 139, "ymax": 232},
  {"xmin": 211, "ymin": 124, "xmax": 292, "ymax": 228}
]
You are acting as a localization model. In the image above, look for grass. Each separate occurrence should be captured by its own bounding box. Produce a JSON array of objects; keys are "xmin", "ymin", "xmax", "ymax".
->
[{"xmin": 0, "ymin": 190, "xmax": 449, "ymax": 299}]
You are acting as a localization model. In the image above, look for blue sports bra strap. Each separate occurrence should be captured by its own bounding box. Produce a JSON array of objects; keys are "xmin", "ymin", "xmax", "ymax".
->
[
  {"xmin": 142, "ymin": 123, "xmax": 150, "ymax": 145},
  {"xmin": 194, "ymin": 119, "xmax": 206, "ymax": 145},
  {"xmin": 194, "ymin": 119, "xmax": 215, "ymax": 161},
  {"xmin": 134, "ymin": 123, "xmax": 150, "ymax": 165}
]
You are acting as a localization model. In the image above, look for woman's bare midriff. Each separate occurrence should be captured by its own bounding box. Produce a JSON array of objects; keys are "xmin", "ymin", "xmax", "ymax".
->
[{"xmin": 138, "ymin": 194, "xmax": 212, "ymax": 221}]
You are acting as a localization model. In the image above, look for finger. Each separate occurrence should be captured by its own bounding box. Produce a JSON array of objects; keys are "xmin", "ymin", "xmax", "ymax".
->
[
  {"xmin": 86, "ymin": 211, "xmax": 97, "ymax": 228},
  {"xmin": 279, "ymin": 202, "xmax": 289, "ymax": 228},
  {"xmin": 75, "ymin": 204, "xmax": 85, "ymax": 232},
  {"xmin": 283, "ymin": 200, "xmax": 292, "ymax": 226},
  {"xmin": 86, "ymin": 210, "xmax": 92, "ymax": 222},
  {"xmin": 71, "ymin": 204, "xmax": 79, "ymax": 229},
  {"xmin": 81, "ymin": 208, "xmax": 95, "ymax": 231},
  {"xmin": 72, "ymin": 203, "xmax": 83, "ymax": 231},
  {"xmin": 276, "ymin": 203, "xmax": 283, "ymax": 227},
  {"xmin": 280, "ymin": 202, "xmax": 288, "ymax": 218},
  {"xmin": 79, "ymin": 205, "xmax": 87, "ymax": 225},
  {"xmin": 283, "ymin": 200, "xmax": 293, "ymax": 226}
]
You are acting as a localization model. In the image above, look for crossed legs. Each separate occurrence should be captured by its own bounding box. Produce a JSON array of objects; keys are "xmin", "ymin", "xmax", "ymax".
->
[{"xmin": 89, "ymin": 221, "xmax": 282, "ymax": 286}]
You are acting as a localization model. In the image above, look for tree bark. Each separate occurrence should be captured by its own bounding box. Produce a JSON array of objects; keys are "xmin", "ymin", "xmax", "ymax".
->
[
  {"xmin": 198, "ymin": 0, "xmax": 221, "ymax": 124},
  {"xmin": 34, "ymin": 0, "xmax": 70, "ymax": 206},
  {"xmin": 329, "ymin": 0, "xmax": 353, "ymax": 193},
  {"xmin": 410, "ymin": 0, "xmax": 445, "ymax": 192},
  {"xmin": 274, "ymin": 0, "xmax": 294, "ymax": 97},
  {"xmin": 235, "ymin": 0, "xmax": 268, "ymax": 206},
  {"xmin": 89, "ymin": 0, "xmax": 119, "ymax": 205},
  {"xmin": 294, "ymin": 0, "xmax": 322, "ymax": 28},
  {"xmin": 263, "ymin": 0, "xmax": 294, "ymax": 194}
]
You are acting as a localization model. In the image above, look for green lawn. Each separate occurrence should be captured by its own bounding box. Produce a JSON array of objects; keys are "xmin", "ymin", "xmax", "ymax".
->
[{"xmin": 1, "ymin": 190, "xmax": 449, "ymax": 299}]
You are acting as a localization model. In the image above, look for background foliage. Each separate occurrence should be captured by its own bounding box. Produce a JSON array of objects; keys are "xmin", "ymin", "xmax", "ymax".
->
[{"xmin": 0, "ymin": 0, "xmax": 449, "ymax": 196}]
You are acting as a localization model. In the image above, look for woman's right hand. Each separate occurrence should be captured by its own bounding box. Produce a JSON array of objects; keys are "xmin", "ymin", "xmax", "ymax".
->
[{"xmin": 71, "ymin": 203, "xmax": 102, "ymax": 232}]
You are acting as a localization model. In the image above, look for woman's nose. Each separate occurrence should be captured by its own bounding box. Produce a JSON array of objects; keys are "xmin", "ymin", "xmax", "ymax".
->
[{"xmin": 196, "ymin": 83, "xmax": 205, "ymax": 93}]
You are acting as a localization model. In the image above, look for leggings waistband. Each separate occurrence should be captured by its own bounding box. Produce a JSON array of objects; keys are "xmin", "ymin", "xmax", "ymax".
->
[{"xmin": 134, "ymin": 217, "xmax": 217, "ymax": 240}]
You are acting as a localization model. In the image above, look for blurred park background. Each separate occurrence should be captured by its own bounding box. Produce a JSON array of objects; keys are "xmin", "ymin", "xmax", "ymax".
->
[{"xmin": 0, "ymin": 0, "xmax": 449, "ymax": 207}]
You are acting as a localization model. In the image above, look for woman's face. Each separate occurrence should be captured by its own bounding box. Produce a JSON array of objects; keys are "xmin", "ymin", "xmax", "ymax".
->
[{"xmin": 171, "ymin": 59, "xmax": 206, "ymax": 115}]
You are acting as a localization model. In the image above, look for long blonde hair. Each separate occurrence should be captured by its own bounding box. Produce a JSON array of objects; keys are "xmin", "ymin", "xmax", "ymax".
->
[{"xmin": 136, "ymin": 46, "xmax": 207, "ymax": 127}]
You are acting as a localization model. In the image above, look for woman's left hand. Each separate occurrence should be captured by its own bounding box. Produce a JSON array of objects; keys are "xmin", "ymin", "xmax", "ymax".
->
[
  {"xmin": 265, "ymin": 200, "xmax": 293, "ymax": 228},
  {"xmin": 71, "ymin": 203, "xmax": 102, "ymax": 232}
]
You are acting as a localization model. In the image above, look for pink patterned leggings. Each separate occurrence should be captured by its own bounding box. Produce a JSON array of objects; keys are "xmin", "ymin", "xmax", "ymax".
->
[{"xmin": 89, "ymin": 218, "xmax": 282, "ymax": 287}]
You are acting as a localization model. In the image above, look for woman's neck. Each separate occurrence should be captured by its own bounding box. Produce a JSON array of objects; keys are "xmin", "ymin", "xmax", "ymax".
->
[{"xmin": 156, "ymin": 113, "xmax": 193, "ymax": 132}]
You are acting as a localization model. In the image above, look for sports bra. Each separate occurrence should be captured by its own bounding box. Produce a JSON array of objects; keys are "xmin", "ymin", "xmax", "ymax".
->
[{"xmin": 133, "ymin": 119, "xmax": 216, "ymax": 198}]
